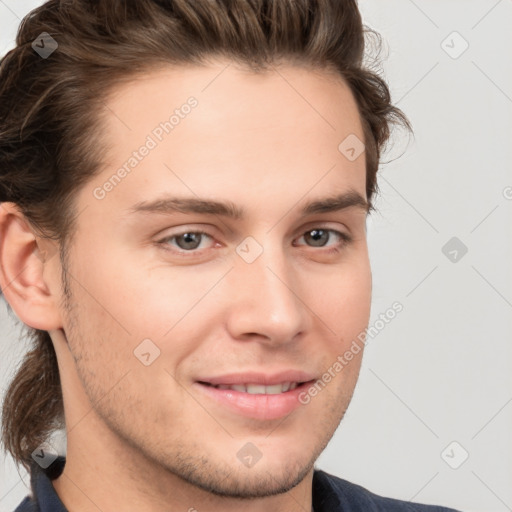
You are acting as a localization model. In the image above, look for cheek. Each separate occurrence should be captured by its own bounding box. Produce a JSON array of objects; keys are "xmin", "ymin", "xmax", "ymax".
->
[
  {"xmin": 69, "ymin": 242, "xmax": 210, "ymax": 342},
  {"xmin": 315, "ymin": 257, "xmax": 372, "ymax": 332}
]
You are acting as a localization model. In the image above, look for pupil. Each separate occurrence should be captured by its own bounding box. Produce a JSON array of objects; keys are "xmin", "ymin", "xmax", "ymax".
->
[
  {"xmin": 178, "ymin": 233, "xmax": 201, "ymax": 250},
  {"xmin": 306, "ymin": 229, "xmax": 327, "ymax": 247}
]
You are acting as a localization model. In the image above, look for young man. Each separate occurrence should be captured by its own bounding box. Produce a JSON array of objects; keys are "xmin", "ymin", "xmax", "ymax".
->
[{"xmin": 0, "ymin": 1, "xmax": 460, "ymax": 511}]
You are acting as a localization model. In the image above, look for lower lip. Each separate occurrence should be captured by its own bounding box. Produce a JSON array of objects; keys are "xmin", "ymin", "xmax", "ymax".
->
[{"xmin": 193, "ymin": 381, "xmax": 314, "ymax": 421}]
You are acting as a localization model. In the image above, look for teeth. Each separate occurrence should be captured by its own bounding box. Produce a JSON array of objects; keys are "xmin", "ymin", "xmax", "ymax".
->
[
  {"xmin": 246, "ymin": 384, "xmax": 267, "ymax": 394},
  {"xmin": 212, "ymin": 381, "xmax": 300, "ymax": 394},
  {"xmin": 281, "ymin": 382, "xmax": 291, "ymax": 392}
]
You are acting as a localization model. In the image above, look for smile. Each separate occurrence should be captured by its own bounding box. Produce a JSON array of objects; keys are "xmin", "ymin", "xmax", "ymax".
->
[
  {"xmin": 195, "ymin": 380, "xmax": 315, "ymax": 420},
  {"xmin": 201, "ymin": 381, "xmax": 302, "ymax": 394}
]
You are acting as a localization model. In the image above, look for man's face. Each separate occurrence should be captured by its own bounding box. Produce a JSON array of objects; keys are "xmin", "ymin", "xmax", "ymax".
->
[{"xmin": 56, "ymin": 60, "xmax": 372, "ymax": 497}]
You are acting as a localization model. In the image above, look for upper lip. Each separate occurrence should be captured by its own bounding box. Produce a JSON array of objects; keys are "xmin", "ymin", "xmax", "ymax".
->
[{"xmin": 197, "ymin": 370, "xmax": 317, "ymax": 386}]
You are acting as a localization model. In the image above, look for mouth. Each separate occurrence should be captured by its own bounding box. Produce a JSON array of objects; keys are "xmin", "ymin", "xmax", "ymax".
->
[
  {"xmin": 194, "ymin": 379, "xmax": 316, "ymax": 420},
  {"xmin": 197, "ymin": 380, "xmax": 311, "ymax": 394}
]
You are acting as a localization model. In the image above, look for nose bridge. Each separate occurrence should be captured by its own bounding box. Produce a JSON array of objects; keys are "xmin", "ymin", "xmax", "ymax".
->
[{"xmin": 226, "ymin": 237, "xmax": 307, "ymax": 343}]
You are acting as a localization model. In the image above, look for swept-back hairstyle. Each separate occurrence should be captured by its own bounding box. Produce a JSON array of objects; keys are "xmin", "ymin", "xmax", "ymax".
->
[{"xmin": 0, "ymin": 0, "xmax": 410, "ymax": 470}]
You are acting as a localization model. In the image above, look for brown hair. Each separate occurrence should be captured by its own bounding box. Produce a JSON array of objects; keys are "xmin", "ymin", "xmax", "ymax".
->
[{"xmin": 0, "ymin": 0, "xmax": 410, "ymax": 470}]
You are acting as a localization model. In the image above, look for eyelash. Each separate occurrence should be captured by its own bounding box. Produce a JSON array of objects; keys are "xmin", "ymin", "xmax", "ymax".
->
[{"xmin": 156, "ymin": 228, "xmax": 352, "ymax": 258}]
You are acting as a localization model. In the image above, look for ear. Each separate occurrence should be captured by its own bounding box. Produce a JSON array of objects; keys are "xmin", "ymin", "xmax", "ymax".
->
[{"xmin": 0, "ymin": 202, "xmax": 63, "ymax": 331}]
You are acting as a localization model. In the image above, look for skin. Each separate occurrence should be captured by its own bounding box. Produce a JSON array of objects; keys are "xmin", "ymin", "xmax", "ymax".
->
[{"xmin": 0, "ymin": 59, "xmax": 372, "ymax": 512}]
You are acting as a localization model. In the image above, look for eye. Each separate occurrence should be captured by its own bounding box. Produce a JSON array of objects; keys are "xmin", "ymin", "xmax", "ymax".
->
[
  {"xmin": 159, "ymin": 231, "xmax": 214, "ymax": 253},
  {"xmin": 295, "ymin": 228, "xmax": 351, "ymax": 250},
  {"xmin": 156, "ymin": 227, "xmax": 352, "ymax": 258}
]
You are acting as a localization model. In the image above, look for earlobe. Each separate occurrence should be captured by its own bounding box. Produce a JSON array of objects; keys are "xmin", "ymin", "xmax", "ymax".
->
[{"xmin": 0, "ymin": 202, "xmax": 63, "ymax": 331}]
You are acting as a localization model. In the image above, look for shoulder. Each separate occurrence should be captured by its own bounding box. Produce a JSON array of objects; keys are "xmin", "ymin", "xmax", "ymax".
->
[
  {"xmin": 13, "ymin": 496, "xmax": 38, "ymax": 512},
  {"xmin": 312, "ymin": 468, "xmax": 461, "ymax": 512}
]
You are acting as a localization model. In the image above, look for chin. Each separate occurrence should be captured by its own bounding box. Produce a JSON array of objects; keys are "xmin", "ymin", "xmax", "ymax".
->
[{"xmin": 183, "ymin": 458, "xmax": 314, "ymax": 499}]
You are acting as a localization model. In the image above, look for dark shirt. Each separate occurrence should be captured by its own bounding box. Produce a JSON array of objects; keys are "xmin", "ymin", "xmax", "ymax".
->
[{"xmin": 15, "ymin": 457, "xmax": 460, "ymax": 512}]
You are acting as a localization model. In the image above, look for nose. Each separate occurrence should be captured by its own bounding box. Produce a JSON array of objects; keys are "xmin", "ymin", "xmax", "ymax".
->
[{"xmin": 224, "ymin": 242, "xmax": 310, "ymax": 347}]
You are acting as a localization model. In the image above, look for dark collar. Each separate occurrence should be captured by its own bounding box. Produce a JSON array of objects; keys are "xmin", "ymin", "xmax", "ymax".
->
[{"xmin": 18, "ymin": 457, "xmax": 68, "ymax": 512}]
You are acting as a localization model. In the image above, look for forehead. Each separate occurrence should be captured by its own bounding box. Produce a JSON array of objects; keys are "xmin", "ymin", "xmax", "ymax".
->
[
  {"xmin": 101, "ymin": 59, "xmax": 364, "ymax": 144},
  {"xmin": 83, "ymin": 60, "xmax": 366, "ymax": 219}
]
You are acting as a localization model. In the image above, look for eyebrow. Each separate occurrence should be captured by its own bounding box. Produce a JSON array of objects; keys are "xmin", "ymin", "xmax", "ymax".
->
[{"xmin": 128, "ymin": 190, "xmax": 369, "ymax": 219}]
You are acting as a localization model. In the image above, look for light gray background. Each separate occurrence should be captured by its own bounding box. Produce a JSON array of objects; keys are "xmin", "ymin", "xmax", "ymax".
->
[{"xmin": 0, "ymin": 1, "xmax": 511, "ymax": 511}]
